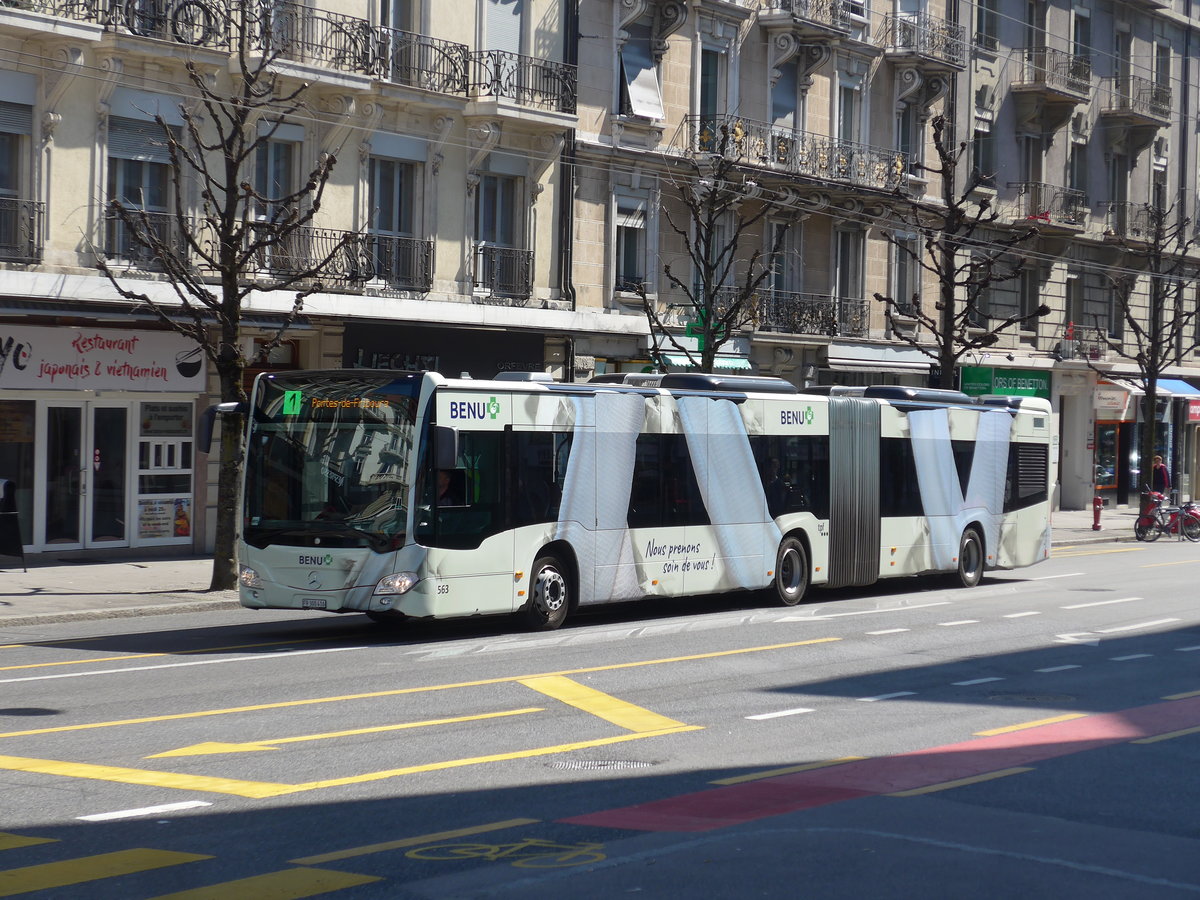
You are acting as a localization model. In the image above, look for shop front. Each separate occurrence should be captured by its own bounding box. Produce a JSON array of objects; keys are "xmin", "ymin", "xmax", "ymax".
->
[
  {"xmin": 341, "ymin": 322, "xmax": 549, "ymax": 379},
  {"xmin": 0, "ymin": 324, "xmax": 205, "ymax": 557}
]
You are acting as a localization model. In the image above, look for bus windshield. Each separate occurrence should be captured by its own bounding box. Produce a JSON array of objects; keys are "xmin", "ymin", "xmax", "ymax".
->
[{"xmin": 243, "ymin": 372, "xmax": 422, "ymax": 552}]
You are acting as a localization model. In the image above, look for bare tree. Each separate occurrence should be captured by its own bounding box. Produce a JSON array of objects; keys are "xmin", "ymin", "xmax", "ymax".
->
[
  {"xmin": 638, "ymin": 125, "xmax": 786, "ymax": 373},
  {"xmin": 97, "ymin": 4, "xmax": 365, "ymax": 590},
  {"xmin": 874, "ymin": 115, "xmax": 1048, "ymax": 389},
  {"xmin": 1092, "ymin": 202, "xmax": 1199, "ymax": 497}
]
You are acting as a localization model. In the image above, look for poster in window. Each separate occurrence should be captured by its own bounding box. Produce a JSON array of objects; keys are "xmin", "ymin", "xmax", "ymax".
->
[{"xmin": 138, "ymin": 498, "xmax": 190, "ymax": 539}]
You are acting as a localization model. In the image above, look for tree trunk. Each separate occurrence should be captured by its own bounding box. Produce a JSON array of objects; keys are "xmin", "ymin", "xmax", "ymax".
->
[{"xmin": 208, "ymin": 356, "xmax": 246, "ymax": 592}]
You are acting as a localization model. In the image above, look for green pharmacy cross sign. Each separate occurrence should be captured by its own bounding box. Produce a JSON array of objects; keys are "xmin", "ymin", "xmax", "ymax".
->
[{"xmin": 684, "ymin": 309, "xmax": 727, "ymax": 351}]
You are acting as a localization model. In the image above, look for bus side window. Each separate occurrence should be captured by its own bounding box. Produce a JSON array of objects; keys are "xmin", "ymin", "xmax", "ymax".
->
[{"xmin": 512, "ymin": 431, "xmax": 571, "ymax": 526}]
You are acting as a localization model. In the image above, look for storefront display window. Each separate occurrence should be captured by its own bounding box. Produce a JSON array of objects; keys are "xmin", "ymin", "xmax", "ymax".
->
[
  {"xmin": 136, "ymin": 402, "xmax": 194, "ymax": 542},
  {"xmin": 0, "ymin": 399, "xmax": 35, "ymax": 546}
]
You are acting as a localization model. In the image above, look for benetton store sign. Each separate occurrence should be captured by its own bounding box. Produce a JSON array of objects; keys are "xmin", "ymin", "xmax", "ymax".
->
[
  {"xmin": 960, "ymin": 366, "xmax": 1051, "ymax": 399},
  {"xmin": 0, "ymin": 324, "xmax": 205, "ymax": 391}
]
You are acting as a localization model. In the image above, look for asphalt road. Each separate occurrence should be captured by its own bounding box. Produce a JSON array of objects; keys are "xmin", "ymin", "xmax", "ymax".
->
[{"xmin": 1, "ymin": 541, "xmax": 1199, "ymax": 898}]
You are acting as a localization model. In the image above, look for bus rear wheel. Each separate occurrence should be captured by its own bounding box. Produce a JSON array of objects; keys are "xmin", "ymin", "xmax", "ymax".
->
[
  {"xmin": 956, "ymin": 527, "xmax": 984, "ymax": 588},
  {"xmin": 771, "ymin": 537, "xmax": 809, "ymax": 606},
  {"xmin": 521, "ymin": 555, "xmax": 569, "ymax": 630}
]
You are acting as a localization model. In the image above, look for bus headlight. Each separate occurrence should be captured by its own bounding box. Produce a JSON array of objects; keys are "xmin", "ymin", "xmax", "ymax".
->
[
  {"xmin": 239, "ymin": 565, "xmax": 264, "ymax": 589},
  {"xmin": 375, "ymin": 572, "xmax": 419, "ymax": 595}
]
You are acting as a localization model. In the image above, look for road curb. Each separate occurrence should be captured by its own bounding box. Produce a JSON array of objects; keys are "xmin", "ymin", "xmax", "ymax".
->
[{"xmin": 0, "ymin": 597, "xmax": 241, "ymax": 628}]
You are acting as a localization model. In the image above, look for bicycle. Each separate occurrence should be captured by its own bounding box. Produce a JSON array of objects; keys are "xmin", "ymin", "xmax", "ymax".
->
[
  {"xmin": 406, "ymin": 837, "xmax": 606, "ymax": 869},
  {"xmin": 1133, "ymin": 487, "xmax": 1200, "ymax": 542}
]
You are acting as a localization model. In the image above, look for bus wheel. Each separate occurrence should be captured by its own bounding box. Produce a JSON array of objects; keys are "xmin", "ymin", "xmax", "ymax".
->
[
  {"xmin": 956, "ymin": 528, "xmax": 984, "ymax": 588},
  {"xmin": 772, "ymin": 537, "xmax": 809, "ymax": 606},
  {"xmin": 522, "ymin": 555, "xmax": 569, "ymax": 630}
]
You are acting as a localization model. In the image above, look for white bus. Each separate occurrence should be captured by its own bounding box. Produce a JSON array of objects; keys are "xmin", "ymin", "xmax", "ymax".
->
[{"xmin": 236, "ymin": 370, "xmax": 1052, "ymax": 629}]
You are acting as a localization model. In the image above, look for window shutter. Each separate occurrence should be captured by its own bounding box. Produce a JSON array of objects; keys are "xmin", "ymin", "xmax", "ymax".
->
[
  {"xmin": 486, "ymin": 0, "xmax": 523, "ymax": 53},
  {"xmin": 0, "ymin": 102, "xmax": 32, "ymax": 136},
  {"xmin": 109, "ymin": 117, "xmax": 178, "ymax": 164}
]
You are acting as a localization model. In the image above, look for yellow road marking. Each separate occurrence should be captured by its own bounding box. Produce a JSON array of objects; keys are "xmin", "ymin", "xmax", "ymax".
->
[
  {"xmin": 973, "ymin": 713, "xmax": 1088, "ymax": 736},
  {"xmin": 887, "ymin": 767, "xmax": 1033, "ymax": 797},
  {"xmin": 1141, "ymin": 559, "xmax": 1200, "ymax": 568},
  {"xmin": 0, "ymin": 638, "xmax": 328, "ymax": 672},
  {"xmin": 291, "ymin": 819, "xmax": 539, "ymax": 865},
  {"xmin": 0, "ymin": 727, "xmax": 702, "ymax": 799},
  {"xmin": 0, "ymin": 637, "xmax": 840, "ymax": 740},
  {"xmin": 1132, "ymin": 725, "xmax": 1200, "ymax": 744},
  {"xmin": 519, "ymin": 676, "xmax": 684, "ymax": 733},
  {"xmin": 1164, "ymin": 689, "xmax": 1200, "ymax": 700},
  {"xmin": 710, "ymin": 756, "xmax": 867, "ymax": 785},
  {"xmin": 0, "ymin": 849, "xmax": 211, "ymax": 897},
  {"xmin": 0, "ymin": 833, "xmax": 56, "ymax": 852},
  {"xmin": 147, "ymin": 867, "xmax": 381, "ymax": 899},
  {"xmin": 148, "ymin": 708, "xmax": 545, "ymax": 757},
  {"xmin": 1051, "ymin": 548, "xmax": 1144, "ymax": 558}
]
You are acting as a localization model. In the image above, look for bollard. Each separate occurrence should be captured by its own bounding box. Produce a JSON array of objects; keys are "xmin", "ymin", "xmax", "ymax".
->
[{"xmin": 1092, "ymin": 495, "xmax": 1103, "ymax": 531}]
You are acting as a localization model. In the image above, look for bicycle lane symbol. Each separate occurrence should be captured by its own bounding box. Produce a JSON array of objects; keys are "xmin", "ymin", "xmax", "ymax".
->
[{"xmin": 406, "ymin": 837, "xmax": 606, "ymax": 869}]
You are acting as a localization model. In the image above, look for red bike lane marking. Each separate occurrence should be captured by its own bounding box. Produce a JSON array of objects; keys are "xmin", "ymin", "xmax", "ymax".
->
[{"xmin": 561, "ymin": 695, "xmax": 1200, "ymax": 832}]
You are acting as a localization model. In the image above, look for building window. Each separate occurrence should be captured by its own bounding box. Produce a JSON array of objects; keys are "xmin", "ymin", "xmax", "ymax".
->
[
  {"xmin": 772, "ymin": 62, "xmax": 799, "ymax": 131},
  {"xmin": 897, "ymin": 103, "xmax": 919, "ymax": 162},
  {"xmin": 1155, "ymin": 42, "xmax": 1171, "ymax": 88},
  {"xmin": 619, "ymin": 19, "xmax": 664, "ymax": 119},
  {"xmin": 972, "ymin": 124, "xmax": 996, "ymax": 187},
  {"xmin": 975, "ymin": 0, "xmax": 998, "ymax": 50},
  {"xmin": 106, "ymin": 117, "xmax": 177, "ymax": 263},
  {"xmin": 254, "ymin": 137, "xmax": 296, "ymax": 220},
  {"xmin": 834, "ymin": 229, "xmax": 863, "ymax": 299},
  {"xmin": 1068, "ymin": 144, "xmax": 1086, "ymax": 198},
  {"xmin": 1019, "ymin": 268, "xmax": 1039, "ymax": 332},
  {"xmin": 837, "ymin": 82, "xmax": 860, "ymax": 144},
  {"xmin": 614, "ymin": 197, "xmax": 646, "ymax": 293},
  {"xmin": 0, "ymin": 101, "xmax": 33, "ymax": 262},
  {"xmin": 893, "ymin": 235, "xmax": 919, "ymax": 315},
  {"xmin": 475, "ymin": 173, "xmax": 520, "ymax": 247},
  {"xmin": 369, "ymin": 157, "xmax": 428, "ymax": 289}
]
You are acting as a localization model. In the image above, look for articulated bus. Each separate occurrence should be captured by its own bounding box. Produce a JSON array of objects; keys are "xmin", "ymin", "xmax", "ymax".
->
[{"xmin": 236, "ymin": 369, "xmax": 1052, "ymax": 629}]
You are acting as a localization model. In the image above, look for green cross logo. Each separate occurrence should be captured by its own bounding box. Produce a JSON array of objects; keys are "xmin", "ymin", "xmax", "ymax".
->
[
  {"xmin": 283, "ymin": 390, "xmax": 303, "ymax": 415},
  {"xmin": 487, "ymin": 396, "xmax": 501, "ymax": 419},
  {"xmin": 805, "ymin": 406, "xmax": 814, "ymax": 425},
  {"xmin": 324, "ymin": 553, "xmax": 333, "ymax": 566}
]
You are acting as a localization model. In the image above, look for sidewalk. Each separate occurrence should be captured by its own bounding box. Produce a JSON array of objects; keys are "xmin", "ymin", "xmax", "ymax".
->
[{"xmin": 0, "ymin": 508, "xmax": 1138, "ymax": 628}]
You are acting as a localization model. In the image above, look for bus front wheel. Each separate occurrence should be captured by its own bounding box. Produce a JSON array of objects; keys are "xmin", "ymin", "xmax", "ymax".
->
[
  {"xmin": 521, "ymin": 555, "xmax": 570, "ymax": 630},
  {"xmin": 771, "ymin": 537, "xmax": 809, "ymax": 606},
  {"xmin": 956, "ymin": 527, "xmax": 984, "ymax": 588}
]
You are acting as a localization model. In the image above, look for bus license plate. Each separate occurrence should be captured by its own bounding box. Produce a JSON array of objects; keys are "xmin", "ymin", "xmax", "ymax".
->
[{"xmin": 302, "ymin": 598, "xmax": 327, "ymax": 609}]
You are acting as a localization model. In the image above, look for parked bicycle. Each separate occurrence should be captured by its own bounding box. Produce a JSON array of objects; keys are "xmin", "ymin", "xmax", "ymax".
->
[{"xmin": 1133, "ymin": 487, "xmax": 1200, "ymax": 542}]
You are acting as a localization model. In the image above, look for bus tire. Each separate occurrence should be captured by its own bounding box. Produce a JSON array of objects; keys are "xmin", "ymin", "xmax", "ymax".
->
[
  {"xmin": 771, "ymin": 537, "xmax": 809, "ymax": 606},
  {"xmin": 521, "ymin": 555, "xmax": 569, "ymax": 630},
  {"xmin": 956, "ymin": 527, "xmax": 984, "ymax": 588}
]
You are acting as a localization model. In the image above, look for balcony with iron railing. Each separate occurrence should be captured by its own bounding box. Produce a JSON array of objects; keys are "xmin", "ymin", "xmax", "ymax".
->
[
  {"xmin": 468, "ymin": 50, "xmax": 577, "ymax": 114},
  {"xmin": 876, "ymin": 13, "xmax": 966, "ymax": 69},
  {"xmin": 759, "ymin": 290, "xmax": 870, "ymax": 338},
  {"xmin": 246, "ymin": 225, "xmax": 373, "ymax": 286},
  {"xmin": 685, "ymin": 114, "xmax": 907, "ymax": 192},
  {"xmin": 110, "ymin": 0, "xmax": 229, "ymax": 48},
  {"xmin": 103, "ymin": 208, "xmax": 184, "ymax": 269},
  {"xmin": 1100, "ymin": 75, "xmax": 1172, "ymax": 128},
  {"xmin": 376, "ymin": 26, "xmax": 468, "ymax": 94},
  {"xmin": 1006, "ymin": 182, "xmax": 1088, "ymax": 232},
  {"xmin": 252, "ymin": 1, "xmax": 375, "ymax": 75},
  {"xmin": 1013, "ymin": 47, "xmax": 1091, "ymax": 103},
  {"xmin": 473, "ymin": 244, "xmax": 533, "ymax": 304},
  {"xmin": 1055, "ymin": 323, "xmax": 1110, "ymax": 362},
  {"xmin": 1103, "ymin": 202, "xmax": 1165, "ymax": 242},
  {"xmin": 0, "ymin": 198, "xmax": 44, "ymax": 264},
  {"xmin": 369, "ymin": 233, "xmax": 433, "ymax": 292},
  {"xmin": 758, "ymin": 0, "xmax": 851, "ymax": 37}
]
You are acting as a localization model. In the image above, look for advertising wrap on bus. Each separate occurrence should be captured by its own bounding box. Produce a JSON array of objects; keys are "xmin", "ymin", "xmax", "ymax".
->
[{"xmin": 236, "ymin": 371, "xmax": 1052, "ymax": 630}]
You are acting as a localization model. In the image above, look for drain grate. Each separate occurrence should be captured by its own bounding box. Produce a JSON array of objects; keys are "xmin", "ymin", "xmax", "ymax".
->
[
  {"xmin": 549, "ymin": 759, "xmax": 656, "ymax": 771},
  {"xmin": 986, "ymin": 693, "xmax": 1076, "ymax": 703}
]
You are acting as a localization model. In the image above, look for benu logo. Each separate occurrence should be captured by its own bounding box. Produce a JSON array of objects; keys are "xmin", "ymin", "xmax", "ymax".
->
[
  {"xmin": 449, "ymin": 396, "xmax": 503, "ymax": 420},
  {"xmin": 781, "ymin": 406, "xmax": 815, "ymax": 427},
  {"xmin": 283, "ymin": 390, "xmax": 303, "ymax": 415},
  {"xmin": 298, "ymin": 553, "xmax": 334, "ymax": 566}
]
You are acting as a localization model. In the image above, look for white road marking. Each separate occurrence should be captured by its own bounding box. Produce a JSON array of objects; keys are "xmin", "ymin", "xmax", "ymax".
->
[
  {"xmin": 857, "ymin": 692, "xmax": 917, "ymax": 702},
  {"xmin": 0, "ymin": 646, "xmax": 368, "ymax": 685},
  {"xmin": 1176, "ymin": 646, "xmax": 1200, "ymax": 652},
  {"xmin": 938, "ymin": 620, "xmax": 980, "ymax": 627},
  {"xmin": 1003, "ymin": 612, "xmax": 1041, "ymax": 618},
  {"xmin": 1029, "ymin": 572, "xmax": 1084, "ymax": 580},
  {"xmin": 746, "ymin": 708, "xmax": 815, "ymax": 721},
  {"xmin": 784, "ymin": 601, "xmax": 952, "ymax": 621},
  {"xmin": 1110, "ymin": 654, "xmax": 1152, "ymax": 661},
  {"xmin": 77, "ymin": 801, "xmax": 211, "ymax": 822},
  {"xmin": 1053, "ymin": 633, "xmax": 1100, "ymax": 645},
  {"xmin": 1095, "ymin": 618, "xmax": 1180, "ymax": 634},
  {"xmin": 865, "ymin": 628, "xmax": 910, "ymax": 635},
  {"xmin": 953, "ymin": 677, "xmax": 1004, "ymax": 686},
  {"xmin": 1061, "ymin": 597, "xmax": 1140, "ymax": 610},
  {"xmin": 1037, "ymin": 665, "xmax": 1081, "ymax": 672}
]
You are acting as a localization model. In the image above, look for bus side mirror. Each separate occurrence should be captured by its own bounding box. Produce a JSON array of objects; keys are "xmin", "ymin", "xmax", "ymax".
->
[
  {"xmin": 198, "ymin": 401, "xmax": 250, "ymax": 454},
  {"xmin": 434, "ymin": 425, "xmax": 458, "ymax": 469}
]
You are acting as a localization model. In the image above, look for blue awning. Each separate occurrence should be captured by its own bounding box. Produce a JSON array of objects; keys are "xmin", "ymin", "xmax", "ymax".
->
[{"xmin": 1158, "ymin": 378, "xmax": 1200, "ymax": 397}]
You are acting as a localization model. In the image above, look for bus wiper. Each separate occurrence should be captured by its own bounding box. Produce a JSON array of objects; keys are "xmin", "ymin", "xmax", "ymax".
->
[{"xmin": 245, "ymin": 523, "xmax": 397, "ymax": 552}]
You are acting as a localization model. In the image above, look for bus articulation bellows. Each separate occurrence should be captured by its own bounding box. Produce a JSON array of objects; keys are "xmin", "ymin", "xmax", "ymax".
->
[{"xmin": 236, "ymin": 370, "xmax": 1052, "ymax": 629}]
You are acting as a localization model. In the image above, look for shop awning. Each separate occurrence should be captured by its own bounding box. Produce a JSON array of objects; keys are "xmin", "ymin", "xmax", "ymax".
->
[
  {"xmin": 825, "ymin": 344, "xmax": 931, "ymax": 374},
  {"xmin": 1158, "ymin": 378, "xmax": 1200, "ymax": 397},
  {"xmin": 662, "ymin": 353, "xmax": 753, "ymax": 371}
]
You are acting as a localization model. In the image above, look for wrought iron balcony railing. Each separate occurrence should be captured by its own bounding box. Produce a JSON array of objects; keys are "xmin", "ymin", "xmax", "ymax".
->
[
  {"xmin": 759, "ymin": 290, "xmax": 869, "ymax": 338},
  {"xmin": 474, "ymin": 244, "xmax": 533, "ymax": 303},
  {"xmin": 0, "ymin": 0, "xmax": 95, "ymax": 23},
  {"xmin": 1007, "ymin": 182, "xmax": 1088, "ymax": 228},
  {"xmin": 687, "ymin": 115, "xmax": 907, "ymax": 192},
  {"xmin": 0, "ymin": 198, "xmax": 44, "ymax": 264},
  {"xmin": 254, "ymin": 1, "xmax": 374, "ymax": 74},
  {"xmin": 104, "ymin": 208, "xmax": 184, "ymax": 269},
  {"xmin": 1103, "ymin": 202, "xmax": 1165, "ymax": 241},
  {"xmin": 876, "ymin": 13, "xmax": 966, "ymax": 67},
  {"xmin": 1016, "ymin": 46, "xmax": 1091, "ymax": 98},
  {"xmin": 112, "ymin": 0, "xmax": 228, "ymax": 47},
  {"xmin": 1102, "ymin": 75, "xmax": 1171, "ymax": 122},
  {"xmin": 376, "ymin": 26, "xmax": 468, "ymax": 94},
  {"xmin": 761, "ymin": 0, "xmax": 850, "ymax": 32},
  {"xmin": 468, "ymin": 50, "xmax": 577, "ymax": 114},
  {"xmin": 1055, "ymin": 323, "xmax": 1109, "ymax": 362},
  {"xmin": 369, "ymin": 234, "xmax": 433, "ymax": 291}
]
